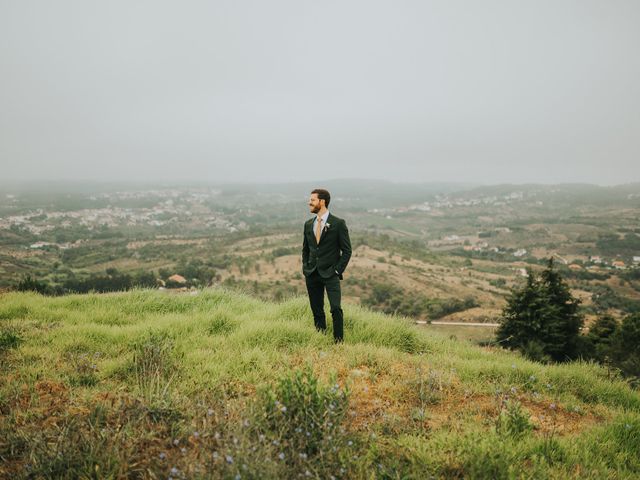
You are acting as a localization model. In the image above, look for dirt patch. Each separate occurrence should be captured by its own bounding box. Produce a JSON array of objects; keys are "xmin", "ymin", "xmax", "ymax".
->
[
  {"xmin": 10, "ymin": 380, "xmax": 71, "ymax": 428},
  {"xmin": 426, "ymin": 392, "xmax": 605, "ymax": 437}
]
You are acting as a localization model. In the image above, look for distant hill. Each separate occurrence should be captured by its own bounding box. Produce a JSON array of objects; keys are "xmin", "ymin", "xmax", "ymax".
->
[{"xmin": 1, "ymin": 288, "xmax": 638, "ymax": 478}]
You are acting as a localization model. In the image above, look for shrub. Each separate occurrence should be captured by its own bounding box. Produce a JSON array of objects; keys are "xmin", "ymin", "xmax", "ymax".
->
[
  {"xmin": 495, "ymin": 399, "xmax": 533, "ymax": 438},
  {"xmin": 256, "ymin": 366, "xmax": 354, "ymax": 475}
]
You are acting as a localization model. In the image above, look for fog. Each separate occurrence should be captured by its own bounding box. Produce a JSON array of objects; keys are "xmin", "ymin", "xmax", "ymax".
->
[{"xmin": 1, "ymin": 1, "xmax": 639, "ymax": 185}]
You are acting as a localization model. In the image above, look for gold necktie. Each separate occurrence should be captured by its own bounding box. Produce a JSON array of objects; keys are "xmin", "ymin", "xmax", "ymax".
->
[{"xmin": 315, "ymin": 217, "xmax": 323, "ymax": 243}]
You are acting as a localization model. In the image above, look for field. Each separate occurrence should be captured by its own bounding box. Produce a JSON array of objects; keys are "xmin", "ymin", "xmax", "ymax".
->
[{"xmin": 1, "ymin": 288, "xmax": 639, "ymax": 479}]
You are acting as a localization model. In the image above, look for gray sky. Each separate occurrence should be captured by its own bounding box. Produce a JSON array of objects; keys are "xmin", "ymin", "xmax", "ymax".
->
[{"xmin": 1, "ymin": 1, "xmax": 639, "ymax": 185}]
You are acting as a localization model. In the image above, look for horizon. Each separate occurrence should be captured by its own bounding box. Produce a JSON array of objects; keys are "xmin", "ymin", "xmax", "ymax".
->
[{"xmin": 1, "ymin": 177, "xmax": 640, "ymax": 190}]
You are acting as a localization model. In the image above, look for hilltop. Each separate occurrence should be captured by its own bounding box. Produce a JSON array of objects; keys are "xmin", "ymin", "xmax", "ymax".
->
[{"xmin": 0, "ymin": 288, "xmax": 639, "ymax": 479}]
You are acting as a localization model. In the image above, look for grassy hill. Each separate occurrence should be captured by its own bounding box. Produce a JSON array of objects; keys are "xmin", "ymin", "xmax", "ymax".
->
[{"xmin": 0, "ymin": 289, "xmax": 639, "ymax": 479}]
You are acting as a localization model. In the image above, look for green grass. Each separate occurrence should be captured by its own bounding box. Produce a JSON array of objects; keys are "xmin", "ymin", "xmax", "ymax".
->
[{"xmin": 0, "ymin": 288, "xmax": 639, "ymax": 479}]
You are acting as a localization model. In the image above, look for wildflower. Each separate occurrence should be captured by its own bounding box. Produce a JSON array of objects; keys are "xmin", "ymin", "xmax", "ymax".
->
[
  {"xmin": 242, "ymin": 464, "xmax": 248, "ymax": 470},
  {"xmin": 510, "ymin": 387, "xmax": 517, "ymax": 394},
  {"xmin": 193, "ymin": 431, "xmax": 200, "ymax": 439},
  {"xmin": 235, "ymin": 475, "xmax": 241, "ymax": 480},
  {"xmin": 207, "ymin": 408, "xmax": 214, "ymax": 416},
  {"xmin": 180, "ymin": 447, "xmax": 187, "ymax": 454},
  {"xmin": 529, "ymin": 375, "xmax": 536, "ymax": 381},
  {"xmin": 212, "ymin": 452, "xmax": 219, "ymax": 460},
  {"xmin": 170, "ymin": 467, "xmax": 179, "ymax": 475},
  {"xmin": 278, "ymin": 452, "xmax": 285, "ymax": 460},
  {"xmin": 305, "ymin": 470, "xmax": 312, "ymax": 477},
  {"xmin": 625, "ymin": 424, "xmax": 632, "ymax": 430},
  {"xmin": 159, "ymin": 452, "xmax": 167, "ymax": 460},
  {"xmin": 225, "ymin": 455, "xmax": 234, "ymax": 464},
  {"xmin": 550, "ymin": 403, "xmax": 556, "ymax": 410},
  {"xmin": 258, "ymin": 434, "xmax": 265, "ymax": 441},
  {"xmin": 511, "ymin": 364, "xmax": 516, "ymax": 369},
  {"xmin": 214, "ymin": 432, "xmax": 221, "ymax": 440},
  {"xmin": 173, "ymin": 439, "xmax": 180, "ymax": 446},
  {"xmin": 306, "ymin": 431, "xmax": 311, "ymax": 437},
  {"xmin": 299, "ymin": 453, "xmax": 308, "ymax": 460},
  {"xmin": 243, "ymin": 419, "xmax": 250, "ymax": 427},
  {"xmin": 347, "ymin": 440, "xmax": 353, "ymax": 446},
  {"xmin": 281, "ymin": 406, "xmax": 287, "ymax": 413},
  {"xmin": 295, "ymin": 427, "xmax": 302, "ymax": 433},
  {"xmin": 272, "ymin": 439, "xmax": 280, "ymax": 446}
]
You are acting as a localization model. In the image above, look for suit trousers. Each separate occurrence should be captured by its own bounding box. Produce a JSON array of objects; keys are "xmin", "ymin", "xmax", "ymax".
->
[{"xmin": 304, "ymin": 269, "xmax": 344, "ymax": 341}]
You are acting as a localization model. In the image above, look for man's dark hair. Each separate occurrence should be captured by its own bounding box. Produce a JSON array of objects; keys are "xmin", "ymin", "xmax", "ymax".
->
[{"xmin": 311, "ymin": 188, "xmax": 331, "ymax": 207}]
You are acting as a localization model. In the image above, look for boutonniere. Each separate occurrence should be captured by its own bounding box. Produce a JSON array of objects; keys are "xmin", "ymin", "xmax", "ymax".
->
[{"xmin": 323, "ymin": 222, "xmax": 330, "ymax": 232}]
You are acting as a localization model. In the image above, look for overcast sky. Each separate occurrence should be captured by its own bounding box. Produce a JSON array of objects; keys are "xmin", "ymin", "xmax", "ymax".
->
[{"xmin": 1, "ymin": 1, "xmax": 639, "ymax": 185}]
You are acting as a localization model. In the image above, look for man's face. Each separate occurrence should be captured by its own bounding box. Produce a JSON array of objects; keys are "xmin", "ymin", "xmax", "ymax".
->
[{"xmin": 308, "ymin": 193, "xmax": 324, "ymax": 214}]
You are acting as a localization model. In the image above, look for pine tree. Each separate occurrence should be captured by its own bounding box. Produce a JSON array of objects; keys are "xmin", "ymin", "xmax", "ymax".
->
[
  {"xmin": 585, "ymin": 314, "xmax": 619, "ymax": 362},
  {"xmin": 608, "ymin": 313, "xmax": 640, "ymax": 385},
  {"xmin": 496, "ymin": 258, "xmax": 584, "ymax": 362}
]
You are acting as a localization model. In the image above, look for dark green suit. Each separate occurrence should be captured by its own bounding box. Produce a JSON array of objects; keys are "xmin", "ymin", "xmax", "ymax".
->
[{"xmin": 302, "ymin": 213, "xmax": 352, "ymax": 341}]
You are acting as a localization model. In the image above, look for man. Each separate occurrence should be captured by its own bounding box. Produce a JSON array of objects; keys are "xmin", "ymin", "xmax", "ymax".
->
[{"xmin": 302, "ymin": 188, "xmax": 352, "ymax": 342}]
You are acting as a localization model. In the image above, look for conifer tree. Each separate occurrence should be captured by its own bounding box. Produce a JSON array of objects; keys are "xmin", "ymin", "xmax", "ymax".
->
[
  {"xmin": 608, "ymin": 313, "xmax": 640, "ymax": 384},
  {"xmin": 496, "ymin": 258, "xmax": 584, "ymax": 362},
  {"xmin": 585, "ymin": 314, "xmax": 619, "ymax": 362}
]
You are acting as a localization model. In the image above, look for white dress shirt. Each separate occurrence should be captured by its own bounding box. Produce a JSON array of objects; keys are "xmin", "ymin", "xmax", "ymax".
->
[{"xmin": 313, "ymin": 210, "xmax": 330, "ymax": 235}]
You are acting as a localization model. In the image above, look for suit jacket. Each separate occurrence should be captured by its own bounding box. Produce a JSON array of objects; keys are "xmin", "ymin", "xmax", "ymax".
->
[{"xmin": 302, "ymin": 212, "xmax": 352, "ymax": 280}]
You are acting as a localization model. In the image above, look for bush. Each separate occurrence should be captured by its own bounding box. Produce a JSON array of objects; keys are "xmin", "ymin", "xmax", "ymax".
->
[
  {"xmin": 259, "ymin": 366, "xmax": 349, "ymax": 456},
  {"xmin": 254, "ymin": 366, "xmax": 358, "ymax": 478},
  {"xmin": 495, "ymin": 399, "xmax": 533, "ymax": 438},
  {"xmin": 15, "ymin": 275, "xmax": 50, "ymax": 295}
]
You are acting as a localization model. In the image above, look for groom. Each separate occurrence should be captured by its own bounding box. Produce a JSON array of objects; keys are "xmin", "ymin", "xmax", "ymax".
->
[{"xmin": 302, "ymin": 188, "xmax": 352, "ymax": 342}]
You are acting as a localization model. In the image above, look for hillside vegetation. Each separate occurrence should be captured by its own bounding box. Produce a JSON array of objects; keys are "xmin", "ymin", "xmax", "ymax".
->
[{"xmin": 1, "ymin": 289, "xmax": 639, "ymax": 479}]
